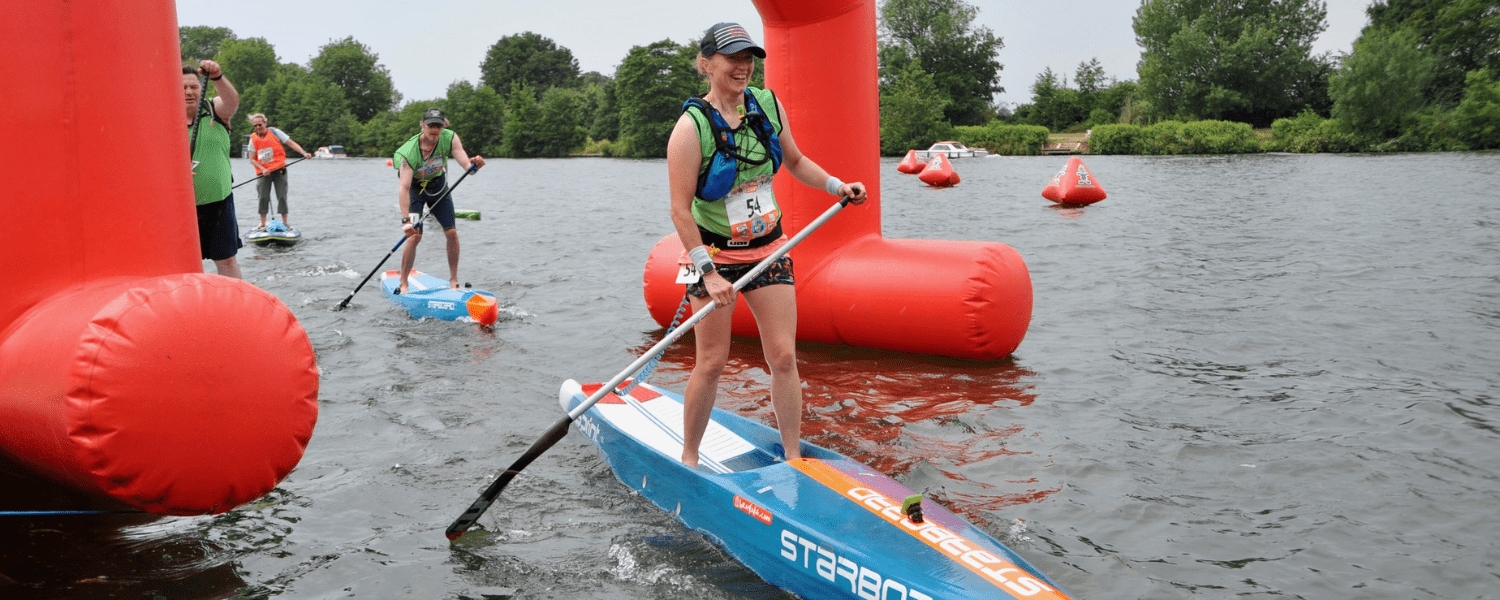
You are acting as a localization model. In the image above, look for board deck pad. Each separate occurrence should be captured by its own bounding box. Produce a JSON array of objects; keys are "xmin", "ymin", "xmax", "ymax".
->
[{"xmin": 581, "ymin": 382, "xmax": 779, "ymax": 473}]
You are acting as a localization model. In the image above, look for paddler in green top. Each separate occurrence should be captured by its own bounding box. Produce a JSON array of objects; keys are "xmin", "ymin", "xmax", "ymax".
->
[
  {"xmin": 392, "ymin": 107, "xmax": 485, "ymax": 293},
  {"xmin": 184, "ymin": 60, "xmax": 243, "ymax": 279},
  {"xmin": 666, "ymin": 22, "xmax": 866, "ymax": 469}
]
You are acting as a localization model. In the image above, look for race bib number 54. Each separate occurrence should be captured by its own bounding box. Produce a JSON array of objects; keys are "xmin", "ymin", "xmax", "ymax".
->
[{"xmin": 724, "ymin": 175, "xmax": 778, "ymax": 244}]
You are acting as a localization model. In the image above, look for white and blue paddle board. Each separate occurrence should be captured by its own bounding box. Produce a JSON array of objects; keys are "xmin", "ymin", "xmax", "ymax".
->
[
  {"xmin": 559, "ymin": 379, "xmax": 1075, "ymax": 600},
  {"xmin": 380, "ymin": 270, "xmax": 498, "ymax": 325}
]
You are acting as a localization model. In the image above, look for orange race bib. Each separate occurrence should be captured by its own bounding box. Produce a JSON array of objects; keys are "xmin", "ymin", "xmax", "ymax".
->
[{"xmin": 724, "ymin": 174, "xmax": 779, "ymax": 245}]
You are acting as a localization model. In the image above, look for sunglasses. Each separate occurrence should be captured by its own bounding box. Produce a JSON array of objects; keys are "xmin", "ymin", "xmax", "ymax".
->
[{"xmin": 425, "ymin": 122, "xmax": 443, "ymax": 129}]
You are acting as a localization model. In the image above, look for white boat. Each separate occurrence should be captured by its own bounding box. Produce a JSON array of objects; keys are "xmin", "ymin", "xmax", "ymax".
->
[
  {"xmin": 913, "ymin": 141, "xmax": 989, "ymax": 159},
  {"xmin": 313, "ymin": 145, "xmax": 347, "ymax": 158}
]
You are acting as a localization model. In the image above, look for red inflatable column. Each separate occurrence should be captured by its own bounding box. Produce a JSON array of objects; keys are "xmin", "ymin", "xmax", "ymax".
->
[{"xmin": 0, "ymin": 1, "xmax": 319, "ymax": 514}]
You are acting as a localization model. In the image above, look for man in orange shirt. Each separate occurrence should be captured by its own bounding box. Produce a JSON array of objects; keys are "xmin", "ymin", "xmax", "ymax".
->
[{"xmin": 247, "ymin": 113, "xmax": 309, "ymax": 229}]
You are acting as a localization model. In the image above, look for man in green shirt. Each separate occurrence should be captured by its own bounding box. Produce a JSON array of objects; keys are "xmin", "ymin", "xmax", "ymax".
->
[{"xmin": 184, "ymin": 60, "xmax": 243, "ymax": 279}]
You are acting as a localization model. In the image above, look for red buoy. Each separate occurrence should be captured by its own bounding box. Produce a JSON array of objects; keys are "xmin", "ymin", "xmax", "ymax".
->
[
  {"xmin": 896, "ymin": 149, "xmax": 925, "ymax": 174},
  {"xmin": 918, "ymin": 153, "xmax": 961, "ymax": 187},
  {"xmin": 1041, "ymin": 156, "xmax": 1107, "ymax": 205}
]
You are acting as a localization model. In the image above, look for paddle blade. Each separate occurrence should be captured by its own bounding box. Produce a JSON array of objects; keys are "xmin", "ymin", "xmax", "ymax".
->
[
  {"xmin": 446, "ymin": 415, "xmax": 575, "ymax": 541},
  {"xmin": 467, "ymin": 293, "xmax": 499, "ymax": 326}
]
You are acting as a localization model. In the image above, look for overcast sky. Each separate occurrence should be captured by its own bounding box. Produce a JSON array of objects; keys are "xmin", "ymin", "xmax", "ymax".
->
[{"xmin": 176, "ymin": 0, "xmax": 1372, "ymax": 109}]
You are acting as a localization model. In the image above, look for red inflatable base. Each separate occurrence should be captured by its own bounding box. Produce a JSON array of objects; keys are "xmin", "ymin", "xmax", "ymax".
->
[
  {"xmin": 643, "ymin": 235, "xmax": 1031, "ymax": 360},
  {"xmin": 0, "ymin": 274, "xmax": 319, "ymax": 515}
]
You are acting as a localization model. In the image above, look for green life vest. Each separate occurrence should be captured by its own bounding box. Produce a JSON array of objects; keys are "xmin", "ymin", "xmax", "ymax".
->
[
  {"xmin": 189, "ymin": 106, "xmax": 233, "ymax": 206},
  {"xmin": 685, "ymin": 87, "xmax": 783, "ymax": 237},
  {"xmin": 392, "ymin": 129, "xmax": 455, "ymax": 185}
]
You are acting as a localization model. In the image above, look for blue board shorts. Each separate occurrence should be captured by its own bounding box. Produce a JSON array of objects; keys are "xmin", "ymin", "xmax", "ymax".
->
[
  {"xmin": 197, "ymin": 193, "xmax": 243, "ymax": 260},
  {"xmin": 408, "ymin": 176, "xmax": 457, "ymax": 231},
  {"xmin": 686, "ymin": 256, "xmax": 795, "ymax": 298}
]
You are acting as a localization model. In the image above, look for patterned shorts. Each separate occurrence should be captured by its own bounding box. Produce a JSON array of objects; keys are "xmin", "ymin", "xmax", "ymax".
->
[{"xmin": 686, "ymin": 256, "xmax": 795, "ymax": 298}]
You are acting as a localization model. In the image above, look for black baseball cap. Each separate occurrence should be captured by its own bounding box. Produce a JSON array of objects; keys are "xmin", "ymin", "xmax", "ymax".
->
[
  {"xmin": 423, "ymin": 108, "xmax": 445, "ymax": 125},
  {"xmin": 700, "ymin": 22, "xmax": 765, "ymax": 58}
]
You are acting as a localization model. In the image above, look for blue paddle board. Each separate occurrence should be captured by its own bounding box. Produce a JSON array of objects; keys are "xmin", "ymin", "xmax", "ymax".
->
[
  {"xmin": 380, "ymin": 270, "xmax": 498, "ymax": 324},
  {"xmin": 559, "ymin": 379, "xmax": 1075, "ymax": 600}
]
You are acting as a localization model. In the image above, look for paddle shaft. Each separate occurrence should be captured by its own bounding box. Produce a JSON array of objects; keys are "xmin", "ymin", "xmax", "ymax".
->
[
  {"xmin": 187, "ymin": 74, "xmax": 208, "ymax": 162},
  {"xmin": 335, "ymin": 166, "xmax": 477, "ymax": 310},
  {"xmin": 233, "ymin": 156, "xmax": 309, "ymax": 189},
  {"xmin": 445, "ymin": 196, "xmax": 854, "ymax": 540}
]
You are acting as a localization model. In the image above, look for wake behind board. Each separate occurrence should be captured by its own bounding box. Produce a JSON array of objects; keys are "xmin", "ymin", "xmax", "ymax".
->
[
  {"xmin": 559, "ymin": 379, "xmax": 1074, "ymax": 600},
  {"xmin": 380, "ymin": 270, "xmax": 498, "ymax": 325}
]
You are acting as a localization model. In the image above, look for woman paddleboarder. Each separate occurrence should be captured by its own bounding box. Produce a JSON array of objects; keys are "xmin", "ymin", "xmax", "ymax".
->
[{"xmin": 667, "ymin": 22, "xmax": 866, "ymax": 469}]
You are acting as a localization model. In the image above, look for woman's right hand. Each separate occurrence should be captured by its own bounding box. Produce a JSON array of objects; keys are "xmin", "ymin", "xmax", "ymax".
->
[{"xmin": 703, "ymin": 270, "xmax": 735, "ymax": 308}]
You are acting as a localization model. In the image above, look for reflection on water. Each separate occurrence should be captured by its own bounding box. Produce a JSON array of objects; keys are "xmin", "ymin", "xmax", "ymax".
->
[
  {"xmin": 0, "ymin": 512, "xmax": 244, "ymax": 600},
  {"xmin": 622, "ymin": 334, "xmax": 1060, "ymax": 525}
]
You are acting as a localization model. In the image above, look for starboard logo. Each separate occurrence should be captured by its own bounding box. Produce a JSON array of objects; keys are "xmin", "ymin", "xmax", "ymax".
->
[
  {"xmin": 427, "ymin": 300, "xmax": 455, "ymax": 310},
  {"xmin": 573, "ymin": 413, "xmax": 601, "ymax": 444},
  {"xmin": 788, "ymin": 459, "xmax": 1070, "ymax": 599},
  {"xmin": 780, "ymin": 529, "xmax": 932, "ymax": 600},
  {"xmin": 846, "ymin": 487, "xmax": 1057, "ymax": 598},
  {"xmin": 733, "ymin": 495, "xmax": 772, "ymax": 525}
]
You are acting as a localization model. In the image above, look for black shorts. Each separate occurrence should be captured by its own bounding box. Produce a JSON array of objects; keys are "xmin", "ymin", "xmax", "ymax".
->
[
  {"xmin": 409, "ymin": 177, "xmax": 457, "ymax": 231},
  {"xmin": 686, "ymin": 256, "xmax": 794, "ymax": 298},
  {"xmin": 197, "ymin": 194, "xmax": 243, "ymax": 261}
]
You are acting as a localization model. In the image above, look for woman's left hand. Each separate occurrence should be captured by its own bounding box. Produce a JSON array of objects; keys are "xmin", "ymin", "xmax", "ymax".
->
[{"xmin": 840, "ymin": 182, "xmax": 869, "ymax": 205}]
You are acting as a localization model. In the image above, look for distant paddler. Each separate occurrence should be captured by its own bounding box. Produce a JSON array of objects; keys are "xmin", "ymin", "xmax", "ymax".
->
[
  {"xmin": 667, "ymin": 22, "xmax": 866, "ymax": 469},
  {"xmin": 247, "ymin": 113, "xmax": 311, "ymax": 230},
  {"xmin": 391, "ymin": 108, "xmax": 485, "ymax": 293}
]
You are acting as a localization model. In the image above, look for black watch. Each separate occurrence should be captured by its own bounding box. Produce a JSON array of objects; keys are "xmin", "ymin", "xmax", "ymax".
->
[
  {"xmin": 699, "ymin": 262, "xmax": 716, "ymax": 275},
  {"xmin": 401, "ymin": 217, "xmax": 411, "ymax": 224}
]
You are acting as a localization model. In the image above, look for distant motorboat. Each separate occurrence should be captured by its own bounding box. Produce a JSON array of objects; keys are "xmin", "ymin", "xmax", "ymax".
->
[
  {"xmin": 913, "ymin": 141, "xmax": 989, "ymax": 159},
  {"xmin": 314, "ymin": 145, "xmax": 347, "ymax": 158}
]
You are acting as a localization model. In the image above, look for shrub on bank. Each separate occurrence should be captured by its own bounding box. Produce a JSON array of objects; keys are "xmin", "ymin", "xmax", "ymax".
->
[
  {"xmin": 1088, "ymin": 124, "xmax": 1142, "ymax": 154},
  {"xmin": 1140, "ymin": 121, "xmax": 1185, "ymax": 155},
  {"xmin": 1181, "ymin": 120, "xmax": 1260, "ymax": 154},
  {"xmin": 954, "ymin": 123, "xmax": 1050, "ymax": 155}
]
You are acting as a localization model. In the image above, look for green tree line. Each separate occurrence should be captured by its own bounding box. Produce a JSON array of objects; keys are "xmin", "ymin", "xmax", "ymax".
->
[{"xmin": 183, "ymin": 0, "xmax": 1500, "ymax": 160}]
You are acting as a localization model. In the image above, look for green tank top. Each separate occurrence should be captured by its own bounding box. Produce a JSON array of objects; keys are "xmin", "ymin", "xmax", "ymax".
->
[
  {"xmin": 393, "ymin": 129, "xmax": 455, "ymax": 184},
  {"xmin": 189, "ymin": 107, "xmax": 233, "ymax": 206},
  {"xmin": 687, "ymin": 87, "xmax": 783, "ymax": 236}
]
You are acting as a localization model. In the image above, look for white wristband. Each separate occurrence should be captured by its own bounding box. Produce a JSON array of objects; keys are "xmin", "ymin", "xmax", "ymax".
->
[
  {"xmin": 688, "ymin": 245, "xmax": 714, "ymax": 273},
  {"xmin": 825, "ymin": 176, "xmax": 845, "ymax": 196},
  {"xmin": 407, "ymin": 212, "xmax": 420, "ymax": 225}
]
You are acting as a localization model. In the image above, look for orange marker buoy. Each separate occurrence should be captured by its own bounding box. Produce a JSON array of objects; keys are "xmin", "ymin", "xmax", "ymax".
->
[
  {"xmin": 1041, "ymin": 156, "xmax": 1107, "ymax": 204},
  {"xmin": 385, "ymin": 158, "xmax": 394, "ymax": 167},
  {"xmin": 896, "ymin": 149, "xmax": 925, "ymax": 174},
  {"xmin": 917, "ymin": 153, "xmax": 960, "ymax": 187},
  {"xmin": 467, "ymin": 293, "xmax": 500, "ymax": 326}
]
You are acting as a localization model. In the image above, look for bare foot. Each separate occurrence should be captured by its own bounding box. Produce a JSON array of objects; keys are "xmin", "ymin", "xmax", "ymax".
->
[{"xmin": 449, "ymin": 279, "xmax": 461, "ymax": 289}]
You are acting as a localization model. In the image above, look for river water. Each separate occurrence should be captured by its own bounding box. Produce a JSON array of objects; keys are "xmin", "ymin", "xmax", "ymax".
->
[{"xmin": 3, "ymin": 152, "xmax": 1498, "ymax": 599}]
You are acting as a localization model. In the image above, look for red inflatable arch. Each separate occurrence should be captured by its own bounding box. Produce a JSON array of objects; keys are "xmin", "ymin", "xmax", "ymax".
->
[
  {"xmin": 643, "ymin": 0, "xmax": 1032, "ymax": 360},
  {"xmin": 0, "ymin": 1, "xmax": 319, "ymax": 515}
]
